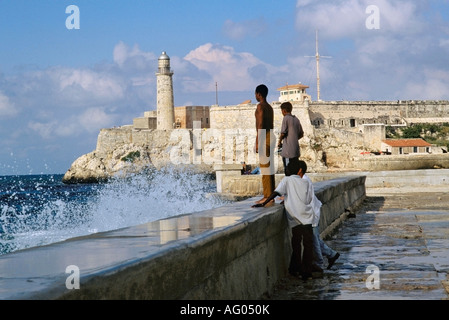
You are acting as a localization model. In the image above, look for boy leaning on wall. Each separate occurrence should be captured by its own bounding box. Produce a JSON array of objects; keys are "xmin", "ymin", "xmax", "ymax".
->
[{"xmin": 252, "ymin": 158, "xmax": 315, "ymax": 280}]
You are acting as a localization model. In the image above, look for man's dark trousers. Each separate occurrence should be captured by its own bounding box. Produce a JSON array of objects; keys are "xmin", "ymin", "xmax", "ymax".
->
[{"xmin": 289, "ymin": 224, "xmax": 314, "ymax": 277}]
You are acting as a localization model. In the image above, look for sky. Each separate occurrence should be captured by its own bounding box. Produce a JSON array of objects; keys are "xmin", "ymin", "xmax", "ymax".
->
[{"xmin": 0, "ymin": 0, "xmax": 449, "ymax": 175}]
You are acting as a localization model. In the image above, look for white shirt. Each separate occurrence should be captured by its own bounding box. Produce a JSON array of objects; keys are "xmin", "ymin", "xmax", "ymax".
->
[
  {"xmin": 274, "ymin": 175, "xmax": 315, "ymax": 227},
  {"xmin": 303, "ymin": 174, "xmax": 322, "ymax": 227}
]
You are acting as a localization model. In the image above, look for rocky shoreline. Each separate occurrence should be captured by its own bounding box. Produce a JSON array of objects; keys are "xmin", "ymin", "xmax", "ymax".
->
[
  {"xmin": 61, "ymin": 126, "xmax": 327, "ymax": 184},
  {"xmin": 62, "ymin": 121, "xmax": 449, "ymax": 184}
]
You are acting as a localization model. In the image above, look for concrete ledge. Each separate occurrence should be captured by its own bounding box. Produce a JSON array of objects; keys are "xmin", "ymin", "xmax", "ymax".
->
[
  {"xmin": 310, "ymin": 168, "xmax": 449, "ymax": 191},
  {"xmin": 351, "ymin": 154, "xmax": 449, "ymax": 171},
  {"xmin": 313, "ymin": 176, "xmax": 366, "ymax": 237},
  {"xmin": 0, "ymin": 176, "xmax": 366, "ymax": 300}
]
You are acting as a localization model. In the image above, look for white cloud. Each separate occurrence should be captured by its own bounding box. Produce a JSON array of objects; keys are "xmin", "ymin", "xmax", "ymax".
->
[
  {"xmin": 28, "ymin": 121, "xmax": 57, "ymax": 139},
  {"xmin": 184, "ymin": 43, "xmax": 280, "ymax": 92},
  {"xmin": 377, "ymin": 0, "xmax": 424, "ymax": 33},
  {"xmin": 292, "ymin": 0, "xmax": 449, "ymax": 101},
  {"xmin": 440, "ymin": 38, "xmax": 449, "ymax": 50},
  {"xmin": 401, "ymin": 69, "xmax": 449, "ymax": 100},
  {"xmin": 296, "ymin": 0, "xmax": 367, "ymax": 38},
  {"xmin": 28, "ymin": 107, "xmax": 118, "ymax": 139},
  {"xmin": 4, "ymin": 65, "xmax": 130, "ymax": 112},
  {"xmin": 2, "ymin": 41, "xmax": 159, "ymax": 116},
  {"xmin": 296, "ymin": 0, "xmax": 314, "ymax": 6},
  {"xmin": 56, "ymin": 68, "xmax": 126, "ymax": 103},
  {"xmin": 78, "ymin": 107, "xmax": 118, "ymax": 133},
  {"xmin": 4, "ymin": 42, "xmax": 159, "ymax": 147},
  {"xmin": 0, "ymin": 91, "xmax": 17, "ymax": 117},
  {"xmin": 295, "ymin": 0, "xmax": 424, "ymax": 39},
  {"xmin": 113, "ymin": 41, "xmax": 156, "ymax": 68},
  {"xmin": 222, "ymin": 18, "xmax": 267, "ymax": 41},
  {"xmin": 113, "ymin": 41, "xmax": 130, "ymax": 67}
]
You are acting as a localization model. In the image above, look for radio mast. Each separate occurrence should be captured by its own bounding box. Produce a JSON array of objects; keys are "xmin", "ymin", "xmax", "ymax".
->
[{"xmin": 305, "ymin": 30, "xmax": 331, "ymax": 101}]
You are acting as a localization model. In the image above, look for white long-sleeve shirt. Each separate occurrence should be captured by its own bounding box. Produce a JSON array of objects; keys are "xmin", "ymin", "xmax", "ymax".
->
[
  {"xmin": 303, "ymin": 174, "xmax": 322, "ymax": 227},
  {"xmin": 274, "ymin": 175, "xmax": 315, "ymax": 227}
]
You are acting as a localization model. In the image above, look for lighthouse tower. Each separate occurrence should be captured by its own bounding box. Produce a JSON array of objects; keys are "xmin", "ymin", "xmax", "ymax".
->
[{"xmin": 156, "ymin": 51, "xmax": 175, "ymax": 130}]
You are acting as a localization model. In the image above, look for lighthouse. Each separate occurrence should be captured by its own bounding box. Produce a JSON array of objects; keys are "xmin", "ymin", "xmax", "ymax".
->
[{"xmin": 156, "ymin": 51, "xmax": 175, "ymax": 130}]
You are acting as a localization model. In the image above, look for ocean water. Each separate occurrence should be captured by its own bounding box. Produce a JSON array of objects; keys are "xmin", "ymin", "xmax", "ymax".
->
[{"xmin": 0, "ymin": 168, "xmax": 228, "ymax": 256}]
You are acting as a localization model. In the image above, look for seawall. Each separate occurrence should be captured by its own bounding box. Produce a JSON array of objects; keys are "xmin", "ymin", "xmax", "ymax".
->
[
  {"xmin": 0, "ymin": 176, "xmax": 366, "ymax": 300},
  {"xmin": 310, "ymin": 168, "xmax": 449, "ymax": 194},
  {"xmin": 309, "ymin": 100, "xmax": 449, "ymax": 128},
  {"xmin": 63, "ymin": 98, "xmax": 449, "ymax": 184}
]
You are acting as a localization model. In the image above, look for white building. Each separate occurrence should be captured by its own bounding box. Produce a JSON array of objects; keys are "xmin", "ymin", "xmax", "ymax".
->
[
  {"xmin": 277, "ymin": 83, "xmax": 311, "ymax": 103},
  {"xmin": 381, "ymin": 139, "xmax": 432, "ymax": 155}
]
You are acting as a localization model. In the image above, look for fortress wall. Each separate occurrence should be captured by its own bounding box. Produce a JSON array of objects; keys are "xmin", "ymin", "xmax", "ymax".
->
[
  {"xmin": 210, "ymin": 100, "xmax": 449, "ymax": 145},
  {"xmin": 351, "ymin": 154, "xmax": 449, "ymax": 171},
  {"xmin": 210, "ymin": 102, "xmax": 314, "ymax": 138},
  {"xmin": 96, "ymin": 128, "xmax": 176, "ymax": 156},
  {"xmin": 309, "ymin": 100, "xmax": 449, "ymax": 127},
  {"xmin": 403, "ymin": 101, "xmax": 449, "ymax": 118},
  {"xmin": 310, "ymin": 101, "xmax": 401, "ymax": 126},
  {"xmin": 88, "ymin": 100, "xmax": 449, "ymax": 181},
  {"xmin": 317, "ymin": 127, "xmax": 364, "ymax": 147},
  {"xmin": 210, "ymin": 104, "xmax": 277, "ymax": 130},
  {"xmin": 313, "ymin": 127, "xmax": 365, "ymax": 168},
  {"xmin": 103, "ymin": 101, "xmax": 449, "ymax": 157},
  {"xmin": 96, "ymin": 127, "xmax": 133, "ymax": 154},
  {"xmin": 362, "ymin": 124, "xmax": 386, "ymax": 151},
  {"xmin": 0, "ymin": 176, "xmax": 365, "ymax": 300},
  {"xmin": 100, "ymin": 101, "xmax": 449, "ymax": 153}
]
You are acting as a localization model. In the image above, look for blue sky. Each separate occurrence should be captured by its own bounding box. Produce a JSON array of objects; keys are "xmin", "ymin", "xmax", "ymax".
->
[{"xmin": 1, "ymin": 0, "xmax": 449, "ymax": 175}]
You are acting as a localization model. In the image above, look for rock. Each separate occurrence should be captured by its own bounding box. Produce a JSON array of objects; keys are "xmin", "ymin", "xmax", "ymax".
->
[
  {"xmin": 61, "ymin": 119, "xmax": 381, "ymax": 184},
  {"xmin": 62, "ymin": 145, "xmax": 153, "ymax": 184}
]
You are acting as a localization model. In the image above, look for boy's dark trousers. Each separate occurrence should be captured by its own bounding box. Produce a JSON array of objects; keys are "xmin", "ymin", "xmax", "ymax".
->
[{"xmin": 289, "ymin": 224, "xmax": 314, "ymax": 277}]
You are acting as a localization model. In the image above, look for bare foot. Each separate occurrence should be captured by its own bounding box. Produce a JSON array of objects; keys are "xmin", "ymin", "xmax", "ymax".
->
[
  {"xmin": 264, "ymin": 200, "xmax": 275, "ymax": 207},
  {"xmin": 255, "ymin": 198, "xmax": 267, "ymax": 204}
]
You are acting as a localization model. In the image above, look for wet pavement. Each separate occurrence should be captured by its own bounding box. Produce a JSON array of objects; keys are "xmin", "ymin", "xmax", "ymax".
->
[{"xmin": 264, "ymin": 191, "xmax": 449, "ymax": 300}]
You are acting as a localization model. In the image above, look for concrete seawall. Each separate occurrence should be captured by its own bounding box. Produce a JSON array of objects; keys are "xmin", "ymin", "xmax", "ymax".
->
[
  {"xmin": 309, "ymin": 168, "xmax": 449, "ymax": 194},
  {"xmin": 0, "ymin": 176, "xmax": 366, "ymax": 300}
]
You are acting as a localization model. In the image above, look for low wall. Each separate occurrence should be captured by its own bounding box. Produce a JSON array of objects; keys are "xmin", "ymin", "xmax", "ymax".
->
[
  {"xmin": 309, "ymin": 168, "xmax": 449, "ymax": 191},
  {"xmin": 0, "ymin": 176, "xmax": 366, "ymax": 300},
  {"xmin": 351, "ymin": 154, "xmax": 449, "ymax": 171}
]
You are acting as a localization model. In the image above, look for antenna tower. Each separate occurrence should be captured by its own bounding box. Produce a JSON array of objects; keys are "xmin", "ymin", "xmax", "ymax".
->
[{"xmin": 305, "ymin": 30, "xmax": 331, "ymax": 101}]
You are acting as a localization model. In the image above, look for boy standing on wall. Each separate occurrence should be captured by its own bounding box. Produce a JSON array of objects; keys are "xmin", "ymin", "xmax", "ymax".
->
[
  {"xmin": 278, "ymin": 102, "xmax": 304, "ymax": 174},
  {"xmin": 254, "ymin": 84, "xmax": 275, "ymax": 204},
  {"xmin": 252, "ymin": 158, "xmax": 315, "ymax": 280}
]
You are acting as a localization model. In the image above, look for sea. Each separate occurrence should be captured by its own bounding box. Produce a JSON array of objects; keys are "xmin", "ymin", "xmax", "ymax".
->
[{"xmin": 0, "ymin": 168, "xmax": 228, "ymax": 256}]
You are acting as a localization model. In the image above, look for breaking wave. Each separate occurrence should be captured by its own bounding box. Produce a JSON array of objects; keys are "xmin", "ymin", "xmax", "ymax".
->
[{"xmin": 0, "ymin": 167, "xmax": 228, "ymax": 255}]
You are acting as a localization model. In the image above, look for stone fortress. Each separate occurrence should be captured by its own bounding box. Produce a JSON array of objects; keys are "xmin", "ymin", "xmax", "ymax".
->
[{"xmin": 62, "ymin": 52, "xmax": 449, "ymax": 183}]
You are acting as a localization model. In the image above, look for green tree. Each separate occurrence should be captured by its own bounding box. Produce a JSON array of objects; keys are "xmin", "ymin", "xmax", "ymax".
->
[{"xmin": 402, "ymin": 126, "xmax": 422, "ymax": 138}]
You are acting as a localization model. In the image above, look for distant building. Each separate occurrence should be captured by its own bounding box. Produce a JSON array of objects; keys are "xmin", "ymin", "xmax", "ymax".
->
[
  {"xmin": 381, "ymin": 139, "xmax": 432, "ymax": 155},
  {"xmin": 277, "ymin": 84, "xmax": 311, "ymax": 103},
  {"xmin": 174, "ymin": 106, "xmax": 210, "ymax": 129},
  {"xmin": 133, "ymin": 106, "xmax": 210, "ymax": 130},
  {"xmin": 133, "ymin": 51, "xmax": 211, "ymax": 130}
]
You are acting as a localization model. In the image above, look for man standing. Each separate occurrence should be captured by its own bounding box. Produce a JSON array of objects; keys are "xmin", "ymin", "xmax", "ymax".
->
[
  {"xmin": 278, "ymin": 102, "xmax": 304, "ymax": 174},
  {"xmin": 254, "ymin": 84, "xmax": 275, "ymax": 204}
]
